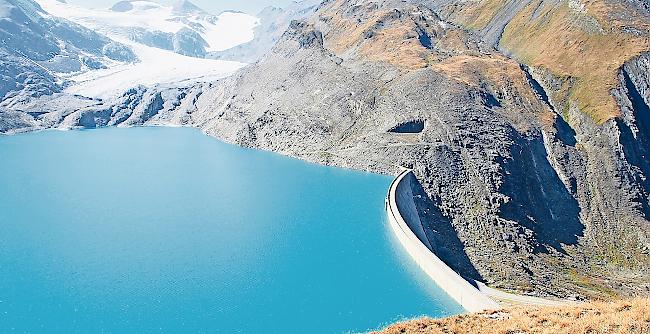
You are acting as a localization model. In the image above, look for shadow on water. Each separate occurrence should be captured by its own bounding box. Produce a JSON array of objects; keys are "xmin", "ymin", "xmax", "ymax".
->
[
  {"xmin": 499, "ymin": 135, "xmax": 584, "ymax": 254},
  {"xmin": 619, "ymin": 70, "xmax": 650, "ymax": 217},
  {"xmin": 408, "ymin": 175, "xmax": 486, "ymax": 283}
]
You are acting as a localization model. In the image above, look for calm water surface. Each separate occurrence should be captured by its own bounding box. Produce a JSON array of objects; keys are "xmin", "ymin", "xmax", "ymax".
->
[{"xmin": 0, "ymin": 127, "xmax": 462, "ymax": 333}]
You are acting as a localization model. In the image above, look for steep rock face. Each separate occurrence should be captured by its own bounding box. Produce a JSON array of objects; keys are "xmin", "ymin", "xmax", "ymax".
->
[
  {"xmin": 0, "ymin": 108, "xmax": 37, "ymax": 133},
  {"xmin": 0, "ymin": 0, "xmax": 136, "ymax": 66},
  {"xmin": 172, "ymin": 27, "xmax": 208, "ymax": 57},
  {"xmin": 2, "ymin": 0, "xmax": 649, "ymax": 299},
  {"xmin": 0, "ymin": 50, "xmax": 62, "ymax": 104},
  {"xmin": 0, "ymin": 0, "xmax": 136, "ymax": 102},
  {"xmin": 420, "ymin": 0, "xmax": 650, "ymax": 297},
  {"xmin": 614, "ymin": 53, "xmax": 650, "ymax": 215}
]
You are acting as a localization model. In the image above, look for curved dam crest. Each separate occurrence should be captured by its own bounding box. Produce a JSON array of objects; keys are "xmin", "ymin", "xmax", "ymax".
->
[
  {"xmin": 386, "ymin": 169, "xmax": 501, "ymax": 312},
  {"xmin": 0, "ymin": 127, "xmax": 463, "ymax": 333}
]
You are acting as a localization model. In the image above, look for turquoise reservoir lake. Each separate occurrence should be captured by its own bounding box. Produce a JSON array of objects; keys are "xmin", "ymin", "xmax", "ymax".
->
[{"xmin": 0, "ymin": 127, "xmax": 462, "ymax": 333}]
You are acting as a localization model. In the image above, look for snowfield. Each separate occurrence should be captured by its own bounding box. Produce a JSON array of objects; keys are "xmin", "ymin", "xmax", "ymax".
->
[
  {"xmin": 201, "ymin": 11, "xmax": 260, "ymax": 52},
  {"xmin": 28, "ymin": 0, "xmax": 258, "ymax": 99},
  {"xmin": 64, "ymin": 41, "xmax": 246, "ymax": 99},
  {"xmin": 36, "ymin": 0, "xmax": 259, "ymax": 52}
]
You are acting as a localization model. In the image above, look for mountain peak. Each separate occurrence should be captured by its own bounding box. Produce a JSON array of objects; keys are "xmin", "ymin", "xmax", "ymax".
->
[
  {"xmin": 171, "ymin": 0, "xmax": 205, "ymax": 15},
  {"xmin": 280, "ymin": 20, "xmax": 324, "ymax": 50},
  {"xmin": 109, "ymin": 1, "xmax": 133, "ymax": 12},
  {"xmin": 110, "ymin": 1, "xmax": 163, "ymax": 12}
]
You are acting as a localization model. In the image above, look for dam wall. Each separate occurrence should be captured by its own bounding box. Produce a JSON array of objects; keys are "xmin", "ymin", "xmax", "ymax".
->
[{"xmin": 386, "ymin": 170, "xmax": 500, "ymax": 313}]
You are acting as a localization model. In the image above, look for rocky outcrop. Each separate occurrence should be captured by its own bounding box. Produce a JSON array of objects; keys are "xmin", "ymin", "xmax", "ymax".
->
[
  {"xmin": 0, "ymin": 0, "xmax": 136, "ymax": 105},
  {"xmin": 172, "ymin": 28, "xmax": 209, "ymax": 58},
  {"xmin": 615, "ymin": 52, "xmax": 650, "ymax": 212}
]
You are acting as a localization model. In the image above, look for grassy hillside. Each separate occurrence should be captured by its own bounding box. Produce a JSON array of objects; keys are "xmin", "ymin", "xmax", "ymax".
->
[
  {"xmin": 317, "ymin": 0, "xmax": 551, "ymax": 128},
  {"xmin": 445, "ymin": 0, "xmax": 650, "ymax": 123},
  {"xmin": 376, "ymin": 298, "xmax": 650, "ymax": 334}
]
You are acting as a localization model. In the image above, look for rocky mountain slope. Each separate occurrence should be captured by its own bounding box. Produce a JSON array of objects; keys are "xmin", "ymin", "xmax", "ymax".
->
[
  {"xmin": 2, "ymin": 0, "xmax": 649, "ymax": 300},
  {"xmin": 0, "ymin": 0, "xmax": 136, "ymax": 104},
  {"xmin": 0, "ymin": 0, "xmax": 249, "ymax": 102}
]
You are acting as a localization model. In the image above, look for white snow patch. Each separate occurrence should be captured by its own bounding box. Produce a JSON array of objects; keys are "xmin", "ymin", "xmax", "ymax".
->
[
  {"xmin": 27, "ymin": 0, "xmax": 255, "ymax": 99},
  {"xmin": 35, "ymin": 0, "xmax": 259, "ymax": 52},
  {"xmin": 37, "ymin": 0, "xmax": 184, "ymax": 33},
  {"xmin": 203, "ymin": 11, "xmax": 258, "ymax": 52},
  {"xmin": 0, "ymin": 1, "xmax": 13, "ymax": 18},
  {"xmin": 64, "ymin": 41, "xmax": 246, "ymax": 99}
]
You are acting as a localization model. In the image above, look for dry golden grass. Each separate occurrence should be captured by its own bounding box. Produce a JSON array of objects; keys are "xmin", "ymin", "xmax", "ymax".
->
[
  {"xmin": 429, "ymin": 54, "xmax": 553, "ymax": 129},
  {"xmin": 456, "ymin": 0, "xmax": 510, "ymax": 31},
  {"xmin": 374, "ymin": 298, "xmax": 650, "ymax": 334},
  {"xmin": 500, "ymin": 1, "xmax": 649, "ymax": 123},
  {"xmin": 447, "ymin": 0, "xmax": 650, "ymax": 124},
  {"xmin": 359, "ymin": 24, "xmax": 430, "ymax": 69},
  {"xmin": 317, "ymin": 0, "xmax": 650, "ymax": 124},
  {"xmin": 317, "ymin": 0, "xmax": 482, "ymax": 70},
  {"xmin": 429, "ymin": 55, "xmax": 531, "ymax": 94},
  {"xmin": 318, "ymin": 1, "xmax": 431, "ymax": 69}
]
